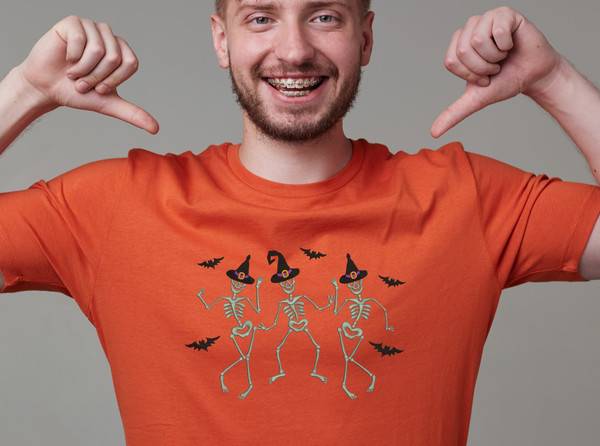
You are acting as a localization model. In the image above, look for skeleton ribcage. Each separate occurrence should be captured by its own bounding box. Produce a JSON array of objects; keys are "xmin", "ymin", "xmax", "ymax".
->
[
  {"xmin": 350, "ymin": 303, "xmax": 371, "ymax": 321},
  {"xmin": 284, "ymin": 301, "xmax": 305, "ymax": 320},
  {"xmin": 224, "ymin": 301, "xmax": 245, "ymax": 320}
]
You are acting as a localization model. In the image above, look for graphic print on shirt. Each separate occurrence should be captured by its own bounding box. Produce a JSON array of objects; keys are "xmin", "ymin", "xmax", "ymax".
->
[
  {"xmin": 195, "ymin": 255, "xmax": 265, "ymax": 400},
  {"xmin": 369, "ymin": 341, "xmax": 403, "ymax": 357},
  {"xmin": 334, "ymin": 253, "xmax": 396, "ymax": 399},
  {"xmin": 379, "ymin": 275, "xmax": 406, "ymax": 287},
  {"xmin": 300, "ymin": 247, "xmax": 327, "ymax": 260},
  {"xmin": 197, "ymin": 257, "xmax": 225, "ymax": 269},
  {"xmin": 263, "ymin": 250, "xmax": 337, "ymax": 385},
  {"xmin": 186, "ymin": 336, "xmax": 221, "ymax": 351}
]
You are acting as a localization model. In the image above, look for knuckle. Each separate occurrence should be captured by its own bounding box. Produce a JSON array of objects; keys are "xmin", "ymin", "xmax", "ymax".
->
[
  {"xmin": 88, "ymin": 44, "xmax": 106, "ymax": 59},
  {"xmin": 97, "ymin": 22, "xmax": 113, "ymax": 32},
  {"xmin": 123, "ymin": 55, "xmax": 139, "ymax": 71},
  {"xmin": 455, "ymin": 45, "xmax": 469, "ymax": 59},
  {"xmin": 104, "ymin": 52, "xmax": 122, "ymax": 67},
  {"xmin": 444, "ymin": 55, "xmax": 458, "ymax": 71},
  {"xmin": 470, "ymin": 33, "xmax": 484, "ymax": 48}
]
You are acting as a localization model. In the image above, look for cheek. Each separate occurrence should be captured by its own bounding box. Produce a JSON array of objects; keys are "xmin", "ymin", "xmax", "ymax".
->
[{"xmin": 228, "ymin": 35, "xmax": 272, "ymax": 69}]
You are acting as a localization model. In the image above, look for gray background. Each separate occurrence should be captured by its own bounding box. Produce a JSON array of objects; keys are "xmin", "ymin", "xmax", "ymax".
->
[{"xmin": 1, "ymin": 1, "xmax": 599, "ymax": 445}]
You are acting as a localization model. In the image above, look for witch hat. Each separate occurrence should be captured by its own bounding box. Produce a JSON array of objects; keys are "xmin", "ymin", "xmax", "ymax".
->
[
  {"xmin": 267, "ymin": 250, "xmax": 300, "ymax": 283},
  {"xmin": 226, "ymin": 255, "xmax": 255, "ymax": 285},
  {"xmin": 339, "ymin": 253, "xmax": 368, "ymax": 284}
]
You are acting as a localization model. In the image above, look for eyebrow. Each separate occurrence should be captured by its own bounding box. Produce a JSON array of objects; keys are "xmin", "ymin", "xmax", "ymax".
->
[{"xmin": 233, "ymin": 0, "xmax": 352, "ymax": 17}]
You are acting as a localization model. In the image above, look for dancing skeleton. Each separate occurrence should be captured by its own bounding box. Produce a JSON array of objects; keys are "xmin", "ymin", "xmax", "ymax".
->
[
  {"xmin": 335, "ymin": 254, "xmax": 394, "ymax": 399},
  {"xmin": 197, "ymin": 255, "xmax": 264, "ymax": 399},
  {"xmin": 264, "ymin": 250, "xmax": 336, "ymax": 384}
]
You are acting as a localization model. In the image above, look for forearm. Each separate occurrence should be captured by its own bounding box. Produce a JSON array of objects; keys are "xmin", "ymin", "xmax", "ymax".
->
[
  {"xmin": 0, "ymin": 66, "xmax": 55, "ymax": 156},
  {"xmin": 527, "ymin": 56, "xmax": 600, "ymax": 184}
]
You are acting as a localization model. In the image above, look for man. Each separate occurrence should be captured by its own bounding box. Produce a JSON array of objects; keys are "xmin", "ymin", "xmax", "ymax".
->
[{"xmin": 0, "ymin": 1, "xmax": 599, "ymax": 445}]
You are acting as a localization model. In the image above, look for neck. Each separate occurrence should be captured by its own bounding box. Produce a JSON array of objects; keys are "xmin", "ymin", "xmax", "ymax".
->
[{"xmin": 238, "ymin": 118, "xmax": 353, "ymax": 184}]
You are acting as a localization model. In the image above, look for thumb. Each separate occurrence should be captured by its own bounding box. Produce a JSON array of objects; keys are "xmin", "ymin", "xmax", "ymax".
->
[
  {"xmin": 94, "ymin": 92, "xmax": 159, "ymax": 134},
  {"xmin": 430, "ymin": 83, "xmax": 490, "ymax": 138}
]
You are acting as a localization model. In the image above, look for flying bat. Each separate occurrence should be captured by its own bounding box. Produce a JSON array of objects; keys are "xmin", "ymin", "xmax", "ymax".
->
[
  {"xmin": 369, "ymin": 341, "xmax": 403, "ymax": 357},
  {"xmin": 198, "ymin": 257, "xmax": 224, "ymax": 269},
  {"xmin": 300, "ymin": 248, "xmax": 327, "ymax": 260},
  {"xmin": 379, "ymin": 275, "xmax": 405, "ymax": 287},
  {"xmin": 186, "ymin": 336, "xmax": 220, "ymax": 351}
]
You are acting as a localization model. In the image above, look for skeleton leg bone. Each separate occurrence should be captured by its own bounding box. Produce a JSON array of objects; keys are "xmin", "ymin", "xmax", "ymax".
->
[
  {"xmin": 220, "ymin": 333, "xmax": 246, "ymax": 393},
  {"xmin": 270, "ymin": 329, "xmax": 293, "ymax": 383},
  {"xmin": 304, "ymin": 329, "xmax": 327, "ymax": 383},
  {"xmin": 239, "ymin": 327, "xmax": 258, "ymax": 399},
  {"xmin": 338, "ymin": 328, "xmax": 357, "ymax": 399}
]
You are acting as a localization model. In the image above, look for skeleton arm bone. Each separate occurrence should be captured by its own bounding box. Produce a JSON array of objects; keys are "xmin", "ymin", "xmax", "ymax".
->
[
  {"xmin": 334, "ymin": 298, "xmax": 350, "ymax": 315},
  {"xmin": 243, "ymin": 277, "xmax": 263, "ymax": 314},
  {"xmin": 300, "ymin": 295, "xmax": 331, "ymax": 311},
  {"xmin": 368, "ymin": 298, "xmax": 395, "ymax": 331},
  {"xmin": 328, "ymin": 279, "xmax": 339, "ymax": 310},
  {"xmin": 197, "ymin": 290, "xmax": 225, "ymax": 310},
  {"xmin": 264, "ymin": 301, "xmax": 284, "ymax": 330}
]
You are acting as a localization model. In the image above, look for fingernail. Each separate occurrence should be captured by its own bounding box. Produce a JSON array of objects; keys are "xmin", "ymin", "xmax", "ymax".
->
[
  {"xmin": 66, "ymin": 72, "xmax": 77, "ymax": 80},
  {"xmin": 477, "ymin": 77, "xmax": 490, "ymax": 87}
]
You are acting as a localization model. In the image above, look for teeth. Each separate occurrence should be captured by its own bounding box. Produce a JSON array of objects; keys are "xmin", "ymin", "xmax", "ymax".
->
[
  {"xmin": 267, "ymin": 77, "xmax": 322, "ymax": 89},
  {"xmin": 281, "ymin": 90, "xmax": 311, "ymax": 97}
]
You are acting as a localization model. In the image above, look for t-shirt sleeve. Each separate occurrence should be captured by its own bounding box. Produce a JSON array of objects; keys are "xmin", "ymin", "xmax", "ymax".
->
[
  {"xmin": 467, "ymin": 151, "xmax": 600, "ymax": 288},
  {"xmin": 0, "ymin": 157, "xmax": 128, "ymax": 315}
]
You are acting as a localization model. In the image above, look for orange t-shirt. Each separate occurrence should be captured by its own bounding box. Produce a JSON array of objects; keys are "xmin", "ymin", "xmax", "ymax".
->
[{"xmin": 1, "ymin": 140, "xmax": 599, "ymax": 445}]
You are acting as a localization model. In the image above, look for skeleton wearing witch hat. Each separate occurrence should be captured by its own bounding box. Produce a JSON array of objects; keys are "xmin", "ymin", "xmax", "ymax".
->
[
  {"xmin": 263, "ymin": 250, "xmax": 337, "ymax": 385},
  {"xmin": 196, "ymin": 255, "xmax": 264, "ymax": 399},
  {"xmin": 334, "ymin": 253, "xmax": 394, "ymax": 399}
]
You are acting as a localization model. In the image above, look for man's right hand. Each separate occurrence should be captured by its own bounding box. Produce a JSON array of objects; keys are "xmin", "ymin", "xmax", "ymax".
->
[{"xmin": 15, "ymin": 15, "xmax": 158, "ymax": 134}]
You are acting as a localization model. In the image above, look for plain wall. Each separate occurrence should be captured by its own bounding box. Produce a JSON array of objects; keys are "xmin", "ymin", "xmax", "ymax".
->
[{"xmin": 0, "ymin": 1, "xmax": 599, "ymax": 444}]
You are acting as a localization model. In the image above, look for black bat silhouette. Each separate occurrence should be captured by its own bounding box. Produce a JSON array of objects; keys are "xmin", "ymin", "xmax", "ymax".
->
[
  {"xmin": 379, "ymin": 275, "xmax": 406, "ymax": 287},
  {"xmin": 198, "ymin": 257, "xmax": 224, "ymax": 269},
  {"xmin": 186, "ymin": 336, "xmax": 221, "ymax": 351},
  {"xmin": 369, "ymin": 341, "xmax": 403, "ymax": 357},
  {"xmin": 300, "ymin": 248, "xmax": 327, "ymax": 260}
]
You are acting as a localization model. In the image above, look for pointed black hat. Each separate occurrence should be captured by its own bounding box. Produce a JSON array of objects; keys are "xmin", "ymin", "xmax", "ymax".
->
[
  {"xmin": 339, "ymin": 253, "xmax": 368, "ymax": 284},
  {"xmin": 267, "ymin": 250, "xmax": 300, "ymax": 283},
  {"xmin": 226, "ymin": 255, "xmax": 255, "ymax": 285}
]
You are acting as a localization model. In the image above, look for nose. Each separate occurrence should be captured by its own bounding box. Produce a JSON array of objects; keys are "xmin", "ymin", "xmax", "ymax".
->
[{"xmin": 274, "ymin": 21, "xmax": 315, "ymax": 66}]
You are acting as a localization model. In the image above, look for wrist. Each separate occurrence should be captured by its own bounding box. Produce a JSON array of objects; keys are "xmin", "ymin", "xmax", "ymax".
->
[
  {"xmin": 6, "ymin": 65, "xmax": 58, "ymax": 118},
  {"xmin": 524, "ymin": 55, "xmax": 575, "ymax": 107}
]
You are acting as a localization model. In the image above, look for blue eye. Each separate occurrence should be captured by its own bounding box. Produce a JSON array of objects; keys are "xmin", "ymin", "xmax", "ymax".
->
[
  {"xmin": 314, "ymin": 15, "xmax": 334, "ymax": 23},
  {"xmin": 253, "ymin": 17, "xmax": 271, "ymax": 25}
]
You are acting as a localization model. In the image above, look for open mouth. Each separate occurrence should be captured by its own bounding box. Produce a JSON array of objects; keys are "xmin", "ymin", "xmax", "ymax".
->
[{"xmin": 266, "ymin": 77, "xmax": 324, "ymax": 97}]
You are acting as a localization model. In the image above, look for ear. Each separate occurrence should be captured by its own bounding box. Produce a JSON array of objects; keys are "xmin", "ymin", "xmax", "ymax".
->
[
  {"xmin": 211, "ymin": 13, "xmax": 230, "ymax": 69},
  {"xmin": 360, "ymin": 11, "xmax": 375, "ymax": 67}
]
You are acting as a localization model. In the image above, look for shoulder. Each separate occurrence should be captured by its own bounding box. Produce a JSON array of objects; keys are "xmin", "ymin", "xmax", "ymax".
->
[
  {"xmin": 357, "ymin": 139, "xmax": 478, "ymax": 190},
  {"xmin": 123, "ymin": 143, "xmax": 233, "ymax": 182}
]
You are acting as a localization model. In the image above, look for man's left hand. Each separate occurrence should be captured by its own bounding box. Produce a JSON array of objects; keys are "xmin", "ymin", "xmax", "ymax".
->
[{"xmin": 430, "ymin": 7, "xmax": 560, "ymax": 138}]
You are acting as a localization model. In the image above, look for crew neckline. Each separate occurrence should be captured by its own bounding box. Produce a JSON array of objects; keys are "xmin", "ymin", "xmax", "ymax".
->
[{"xmin": 226, "ymin": 139, "xmax": 366, "ymax": 198}]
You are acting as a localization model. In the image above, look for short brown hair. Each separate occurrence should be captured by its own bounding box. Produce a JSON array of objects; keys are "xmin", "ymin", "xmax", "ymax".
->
[{"xmin": 214, "ymin": 0, "xmax": 372, "ymax": 18}]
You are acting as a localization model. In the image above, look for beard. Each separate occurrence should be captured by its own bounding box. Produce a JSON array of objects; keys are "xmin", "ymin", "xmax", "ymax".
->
[{"xmin": 229, "ymin": 59, "xmax": 362, "ymax": 142}]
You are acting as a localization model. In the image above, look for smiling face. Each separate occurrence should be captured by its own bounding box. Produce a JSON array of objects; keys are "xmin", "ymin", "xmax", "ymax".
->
[
  {"xmin": 230, "ymin": 279, "xmax": 246, "ymax": 295},
  {"xmin": 212, "ymin": 0, "xmax": 374, "ymax": 142},
  {"xmin": 279, "ymin": 278, "xmax": 296, "ymax": 295},
  {"xmin": 347, "ymin": 279, "xmax": 363, "ymax": 296}
]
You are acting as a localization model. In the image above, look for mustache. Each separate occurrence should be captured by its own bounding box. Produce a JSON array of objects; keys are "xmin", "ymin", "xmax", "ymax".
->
[{"xmin": 251, "ymin": 62, "xmax": 339, "ymax": 79}]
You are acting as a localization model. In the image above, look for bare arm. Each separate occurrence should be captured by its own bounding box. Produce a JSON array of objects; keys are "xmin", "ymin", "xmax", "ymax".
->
[
  {"xmin": 430, "ymin": 7, "xmax": 600, "ymax": 279},
  {"xmin": 0, "ymin": 15, "xmax": 158, "ymax": 156},
  {"xmin": 0, "ymin": 16, "xmax": 159, "ymax": 291},
  {"xmin": 431, "ymin": 8, "xmax": 600, "ymax": 173}
]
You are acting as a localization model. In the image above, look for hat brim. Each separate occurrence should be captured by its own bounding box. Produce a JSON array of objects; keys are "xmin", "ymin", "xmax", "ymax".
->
[
  {"xmin": 270, "ymin": 268, "xmax": 300, "ymax": 283},
  {"xmin": 227, "ymin": 270, "xmax": 255, "ymax": 285},
  {"xmin": 339, "ymin": 270, "xmax": 368, "ymax": 284}
]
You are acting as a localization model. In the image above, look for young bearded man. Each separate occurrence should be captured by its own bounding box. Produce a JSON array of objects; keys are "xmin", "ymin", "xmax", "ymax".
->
[{"xmin": 1, "ymin": 1, "xmax": 600, "ymax": 444}]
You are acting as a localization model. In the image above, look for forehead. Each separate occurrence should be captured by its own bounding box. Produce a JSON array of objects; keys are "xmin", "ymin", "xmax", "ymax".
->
[{"xmin": 226, "ymin": 0, "xmax": 360, "ymax": 15}]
